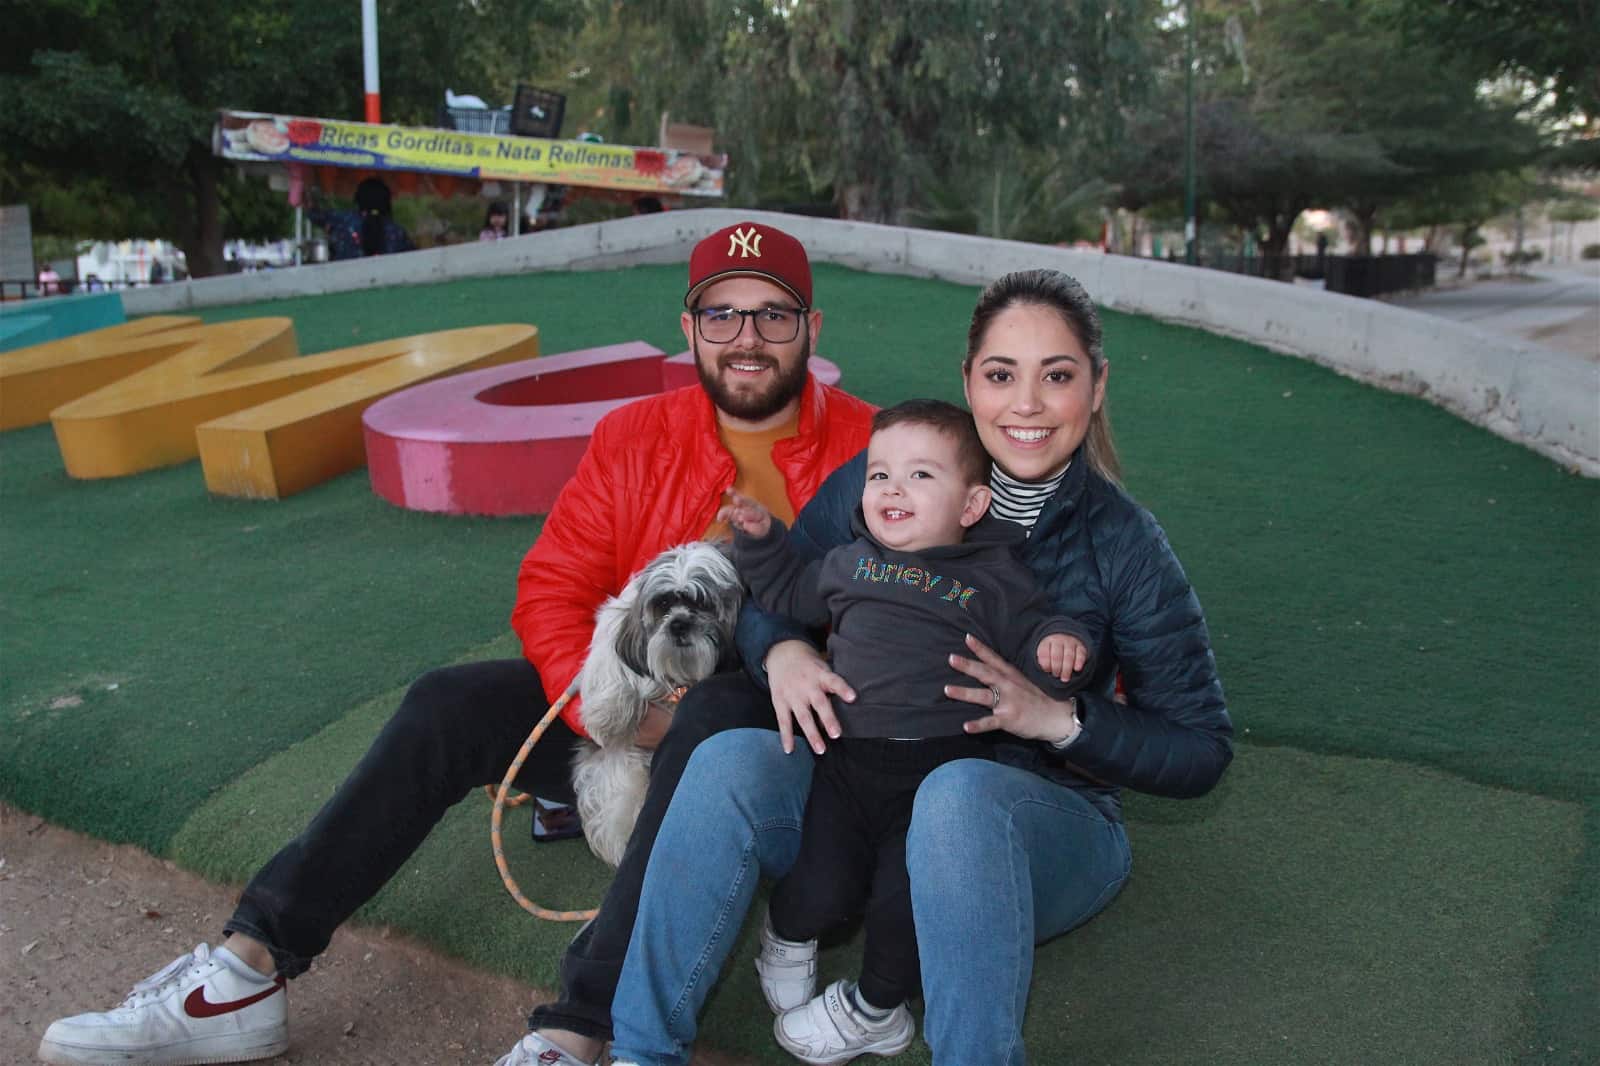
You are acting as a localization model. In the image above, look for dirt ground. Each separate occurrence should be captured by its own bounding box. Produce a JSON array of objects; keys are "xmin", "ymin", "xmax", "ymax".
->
[{"xmin": 0, "ymin": 805, "xmax": 746, "ymax": 1066}]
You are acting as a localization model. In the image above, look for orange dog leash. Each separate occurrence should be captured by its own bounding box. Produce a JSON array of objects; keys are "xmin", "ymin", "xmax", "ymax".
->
[{"xmin": 487, "ymin": 683, "xmax": 685, "ymax": 922}]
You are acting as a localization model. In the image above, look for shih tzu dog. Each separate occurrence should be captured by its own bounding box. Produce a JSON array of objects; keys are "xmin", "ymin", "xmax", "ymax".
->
[{"xmin": 572, "ymin": 542, "xmax": 744, "ymax": 866}]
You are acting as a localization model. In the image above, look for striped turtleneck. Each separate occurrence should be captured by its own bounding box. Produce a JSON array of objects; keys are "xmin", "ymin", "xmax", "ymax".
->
[{"xmin": 988, "ymin": 462, "xmax": 1068, "ymax": 533}]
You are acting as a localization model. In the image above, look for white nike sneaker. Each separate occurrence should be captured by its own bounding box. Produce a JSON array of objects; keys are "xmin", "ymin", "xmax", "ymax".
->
[
  {"xmin": 37, "ymin": 942, "xmax": 288, "ymax": 1065},
  {"xmin": 754, "ymin": 913, "xmax": 818, "ymax": 1013},
  {"xmin": 773, "ymin": 980, "xmax": 915, "ymax": 1066}
]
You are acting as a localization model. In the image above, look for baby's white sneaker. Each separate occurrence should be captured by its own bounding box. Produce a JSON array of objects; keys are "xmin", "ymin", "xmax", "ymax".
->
[
  {"xmin": 773, "ymin": 979, "xmax": 914, "ymax": 1066},
  {"xmin": 754, "ymin": 913, "xmax": 818, "ymax": 1014}
]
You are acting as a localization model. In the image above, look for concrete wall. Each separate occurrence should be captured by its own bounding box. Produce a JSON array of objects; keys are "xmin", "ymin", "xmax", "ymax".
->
[
  {"xmin": 0, "ymin": 204, "xmax": 34, "ymax": 283},
  {"xmin": 123, "ymin": 209, "xmax": 1600, "ymax": 476}
]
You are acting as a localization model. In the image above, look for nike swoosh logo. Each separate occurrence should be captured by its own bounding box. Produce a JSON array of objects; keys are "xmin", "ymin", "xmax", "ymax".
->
[{"xmin": 183, "ymin": 977, "xmax": 285, "ymax": 1018}]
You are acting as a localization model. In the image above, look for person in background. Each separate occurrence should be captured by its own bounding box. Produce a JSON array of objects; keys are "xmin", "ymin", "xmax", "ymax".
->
[
  {"xmin": 480, "ymin": 201, "xmax": 513, "ymax": 241},
  {"xmin": 308, "ymin": 178, "xmax": 414, "ymax": 260},
  {"xmin": 36, "ymin": 264, "xmax": 61, "ymax": 295}
]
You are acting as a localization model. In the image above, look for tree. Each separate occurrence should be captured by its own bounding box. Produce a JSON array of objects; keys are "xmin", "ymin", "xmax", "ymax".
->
[
  {"xmin": 908, "ymin": 142, "xmax": 1112, "ymax": 244},
  {"xmin": 1117, "ymin": 0, "xmax": 1544, "ymax": 265},
  {"xmin": 1547, "ymin": 194, "xmax": 1600, "ymax": 260},
  {"xmin": 1118, "ymin": 92, "xmax": 1402, "ymax": 265},
  {"xmin": 1385, "ymin": 0, "xmax": 1599, "ymax": 171},
  {"xmin": 1289, "ymin": 7, "xmax": 1539, "ymax": 253},
  {"xmin": 588, "ymin": 0, "xmax": 1161, "ymax": 223},
  {"xmin": 1385, "ymin": 0, "xmax": 1599, "ymax": 127},
  {"xmin": 1386, "ymin": 170, "xmax": 1538, "ymax": 276},
  {"xmin": 0, "ymin": 0, "xmax": 557, "ymax": 276},
  {"xmin": 2, "ymin": 1, "xmax": 353, "ymax": 275}
]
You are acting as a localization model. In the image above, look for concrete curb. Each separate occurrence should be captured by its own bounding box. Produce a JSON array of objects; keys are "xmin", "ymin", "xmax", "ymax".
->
[{"xmin": 124, "ymin": 210, "xmax": 1599, "ymax": 476}]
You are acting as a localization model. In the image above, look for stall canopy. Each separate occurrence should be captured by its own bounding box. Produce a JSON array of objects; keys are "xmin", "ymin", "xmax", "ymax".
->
[{"xmin": 213, "ymin": 109, "xmax": 726, "ymax": 203}]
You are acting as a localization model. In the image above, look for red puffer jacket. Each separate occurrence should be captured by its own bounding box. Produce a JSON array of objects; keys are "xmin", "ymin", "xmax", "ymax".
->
[{"xmin": 511, "ymin": 375, "xmax": 877, "ymax": 734}]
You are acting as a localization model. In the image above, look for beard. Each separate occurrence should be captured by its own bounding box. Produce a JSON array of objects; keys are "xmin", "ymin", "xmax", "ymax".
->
[{"xmin": 693, "ymin": 334, "xmax": 811, "ymax": 424}]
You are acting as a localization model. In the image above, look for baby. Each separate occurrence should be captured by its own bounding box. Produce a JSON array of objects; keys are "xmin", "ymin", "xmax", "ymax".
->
[{"xmin": 724, "ymin": 398, "xmax": 1094, "ymax": 1064}]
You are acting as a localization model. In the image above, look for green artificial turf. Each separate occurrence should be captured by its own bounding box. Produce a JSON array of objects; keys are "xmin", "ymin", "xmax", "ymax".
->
[
  {"xmin": 3, "ymin": 263, "xmax": 1598, "ymax": 1063},
  {"xmin": 173, "ymin": 709, "xmax": 1581, "ymax": 1065}
]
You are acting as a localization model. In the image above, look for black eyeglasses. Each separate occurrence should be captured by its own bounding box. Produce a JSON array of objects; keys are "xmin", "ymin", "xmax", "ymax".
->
[{"xmin": 693, "ymin": 305, "xmax": 808, "ymax": 344}]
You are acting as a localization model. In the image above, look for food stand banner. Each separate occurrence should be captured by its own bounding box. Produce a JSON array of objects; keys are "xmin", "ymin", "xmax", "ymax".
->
[{"xmin": 214, "ymin": 110, "xmax": 724, "ymax": 197}]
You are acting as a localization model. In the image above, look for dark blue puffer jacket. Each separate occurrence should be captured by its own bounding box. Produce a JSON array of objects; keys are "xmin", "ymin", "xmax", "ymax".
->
[{"xmin": 736, "ymin": 448, "xmax": 1234, "ymax": 822}]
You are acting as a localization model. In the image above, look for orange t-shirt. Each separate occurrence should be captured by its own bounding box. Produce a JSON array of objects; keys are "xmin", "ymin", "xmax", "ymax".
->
[{"xmin": 703, "ymin": 412, "xmax": 800, "ymax": 542}]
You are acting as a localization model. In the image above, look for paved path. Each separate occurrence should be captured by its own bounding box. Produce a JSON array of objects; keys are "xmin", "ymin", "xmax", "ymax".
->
[
  {"xmin": 1389, "ymin": 261, "xmax": 1599, "ymax": 359},
  {"xmin": 1, "ymin": 806, "xmax": 750, "ymax": 1066}
]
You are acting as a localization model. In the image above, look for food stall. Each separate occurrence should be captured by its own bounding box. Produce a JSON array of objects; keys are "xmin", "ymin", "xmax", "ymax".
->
[{"xmin": 213, "ymin": 109, "xmax": 726, "ymax": 260}]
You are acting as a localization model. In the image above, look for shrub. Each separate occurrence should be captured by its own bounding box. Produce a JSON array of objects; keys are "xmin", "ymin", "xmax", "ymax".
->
[{"xmin": 1582, "ymin": 243, "xmax": 1600, "ymax": 260}]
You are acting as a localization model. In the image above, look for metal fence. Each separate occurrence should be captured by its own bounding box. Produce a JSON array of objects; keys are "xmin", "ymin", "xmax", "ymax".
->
[
  {"xmin": 1323, "ymin": 254, "xmax": 1437, "ymax": 297},
  {"xmin": 0, "ymin": 278, "xmax": 163, "ymax": 301},
  {"xmin": 1128, "ymin": 251, "xmax": 1437, "ymax": 297}
]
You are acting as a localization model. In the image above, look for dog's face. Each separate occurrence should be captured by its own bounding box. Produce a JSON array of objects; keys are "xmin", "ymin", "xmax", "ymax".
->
[{"xmin": 616, "ymin": 543, "xmax": 743, "ymax": 689}]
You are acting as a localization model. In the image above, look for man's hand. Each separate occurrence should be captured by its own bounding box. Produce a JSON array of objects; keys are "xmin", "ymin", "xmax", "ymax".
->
[
  {"xmin": 717, "ymin": 490, "xmax": 773, "ymax": 538},
  {"xmin": 764, "ymin": 640, "xmax": 854, "ymax": 755},
  {"xmin": 1036, "ymin": 632, "xmax": 1089, "ymax": 682},
  {"xmin": 634, "ymin": 701, "xmax": 674, "ymax": 751}
]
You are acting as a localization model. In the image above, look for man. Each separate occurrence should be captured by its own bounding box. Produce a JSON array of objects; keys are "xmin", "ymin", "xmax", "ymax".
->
[{"xmin": 37, "ymin": 221, "xmax": 877, "ymax": 1066}]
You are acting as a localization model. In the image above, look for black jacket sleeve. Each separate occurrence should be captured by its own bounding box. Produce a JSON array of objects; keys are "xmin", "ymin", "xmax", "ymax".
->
[{"xmin": 1058, "ymin": 510, "xmax": 1233, "ymax": 798}]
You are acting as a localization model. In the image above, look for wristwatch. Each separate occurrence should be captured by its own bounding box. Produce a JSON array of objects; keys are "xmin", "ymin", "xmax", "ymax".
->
[{"xmin": 1049, "ymin": 697, "xmax": 1083, "ymax": 750}]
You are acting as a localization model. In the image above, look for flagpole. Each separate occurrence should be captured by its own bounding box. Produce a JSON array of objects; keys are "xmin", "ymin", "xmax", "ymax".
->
[{"xmin": 362, "ymin": 0, "xmax": 381, "ymax": 123}]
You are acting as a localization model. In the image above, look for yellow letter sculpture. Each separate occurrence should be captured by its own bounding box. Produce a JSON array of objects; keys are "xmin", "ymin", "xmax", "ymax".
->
[
  {"xmin": 50, "ymin": 319, "xmax": 305, "ymax": 478},
  {"xmin": 0, "ymin": 316, "xmax": 201, "ymax": 431},
  {"xmin": 8, "ymin": 317, "xmax": 541, "ymax": 499},
  {"xmin": 196, "ymin": 325, "xmax": 540, "ymax": 499}
]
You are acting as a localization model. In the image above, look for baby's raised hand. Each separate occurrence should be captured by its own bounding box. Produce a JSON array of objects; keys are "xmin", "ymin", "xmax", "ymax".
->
[
  {"xmin": 717, "ymin": 490, "xmax": 772, "ymax": 538},
  {"xmin": 1037, "ymin": 633, "xmax": 1088, "ymax": 682}
]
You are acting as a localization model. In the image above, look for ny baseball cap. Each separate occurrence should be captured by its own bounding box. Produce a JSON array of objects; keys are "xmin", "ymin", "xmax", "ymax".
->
[{"xmin": 685, "ymin": 221, "xmax": 813, "ymax": 308}]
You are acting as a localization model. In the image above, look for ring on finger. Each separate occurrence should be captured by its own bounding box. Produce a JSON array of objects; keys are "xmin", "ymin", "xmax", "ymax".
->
[{"xmin": 989, "ymin": 684, "xmax": 1001, "ymax": 709}]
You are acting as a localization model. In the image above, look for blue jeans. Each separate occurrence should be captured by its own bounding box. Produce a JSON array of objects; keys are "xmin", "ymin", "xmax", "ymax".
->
[{"xmin": 609, "ymin": 729, "xmax": 1132, "ymax": 1066}]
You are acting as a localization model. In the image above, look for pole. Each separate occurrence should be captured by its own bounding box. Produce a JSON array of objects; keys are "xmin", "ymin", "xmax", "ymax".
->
[
  {"xmin": 1184, "ymin": 0, "xmax": 1198, "ymax": 266},
  {"xmin": 362, "ymin": 0, "xmax": 381, "ymax": 123},
  {"xmin": 512, "ymin": 184, "xmax": 522, "ymax": 236},
  {"xmin": 294, "ymin": 205, "xmax": 303, "ymax": 267}
]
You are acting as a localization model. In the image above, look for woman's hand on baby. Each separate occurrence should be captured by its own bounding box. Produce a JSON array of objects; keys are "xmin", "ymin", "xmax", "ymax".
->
[
  {"xmin": 948, "ymin": 633, "xmax": 1080, "ymax": 744},
  {"xmin": 764, "ymin": 639, "xmax": 855, "ymax": 755},
  {"xmin": 1036, "ymin": 633, "xmax": 1089, "ymax": 682},
  {"xmin": 717, "ymin": 490, "xmax": 772, "ymax": 537}
]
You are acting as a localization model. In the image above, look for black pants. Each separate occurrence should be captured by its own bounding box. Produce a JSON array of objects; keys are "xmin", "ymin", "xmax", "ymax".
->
[
  {"xmin": 768, "ymin": 735, "xmax": 991, "ymax": 1009},
  {"xmin": 225, "ymin": 661, "xmax": 776, "ymax": 1041}
]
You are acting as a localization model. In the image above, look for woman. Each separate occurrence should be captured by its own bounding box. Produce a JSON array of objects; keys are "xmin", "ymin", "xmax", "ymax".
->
[{"xmin": 605, "ymin": 269, "xmax": 1234, "ymax": 1066}]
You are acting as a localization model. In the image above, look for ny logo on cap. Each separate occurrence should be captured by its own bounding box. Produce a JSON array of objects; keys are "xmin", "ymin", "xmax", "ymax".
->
[{"xmin": 727, "ymin": 226, "xmax": 763, "ymax": 258}]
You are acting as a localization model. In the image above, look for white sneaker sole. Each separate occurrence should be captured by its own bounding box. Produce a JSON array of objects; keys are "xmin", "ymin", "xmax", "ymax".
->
[
  {"xmin": 37, "ymin": 1024, "xmax": 289, "ymax": 1065},
  {"xmin": 771, "ymin": 1013, "xmax": 915, "ymax": 1066}
]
